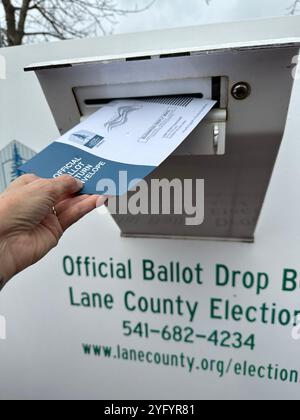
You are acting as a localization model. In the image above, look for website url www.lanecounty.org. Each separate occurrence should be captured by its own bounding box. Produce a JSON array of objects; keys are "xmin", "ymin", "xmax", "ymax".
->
[{"xmin": 82, "ymin": 343, "xmax": 299, "ymax": 384}]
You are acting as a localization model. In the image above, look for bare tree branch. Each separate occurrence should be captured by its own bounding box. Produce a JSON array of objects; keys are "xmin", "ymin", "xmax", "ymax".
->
[
  {"xmin": 0, "ymin": 0, "xmax": 157, "ymax": 46},
  {"xmin": 288, "ymin": 0, "xmax": 300, "ymax": 14}
]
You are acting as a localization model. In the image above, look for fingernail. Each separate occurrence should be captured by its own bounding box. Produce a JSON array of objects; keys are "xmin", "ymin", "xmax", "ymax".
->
[
  {"xmin": 75, "ymin": 179, "xmax": 84, "ymax": 190},
  {"xmin": 96, "ymin": 196, "xmax": 108, "ymax": 208}
]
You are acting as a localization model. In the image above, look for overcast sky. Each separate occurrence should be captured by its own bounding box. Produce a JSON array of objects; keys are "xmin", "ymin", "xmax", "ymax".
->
[
  {"xmin": 0, "ymin": 0, "xmax": 299, "ymax": 42},
  {"xmin": 115, "ymin": 0, "xmax": 299, "ymax": 33}
]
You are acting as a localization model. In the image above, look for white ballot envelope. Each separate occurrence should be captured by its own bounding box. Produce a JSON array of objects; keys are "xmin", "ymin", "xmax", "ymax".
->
[
  {"xmin": 0, "ymin": 315, "xmax": 6, "ymax": 340},
  {"xmin": 20, "ymin": 97, "xmax": 216, "ymax": 195}
]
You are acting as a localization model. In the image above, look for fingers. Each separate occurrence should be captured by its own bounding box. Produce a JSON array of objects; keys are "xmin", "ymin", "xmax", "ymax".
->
[
  {"xmin": 55, "ymin": 194, "xmax": 90, "ymax": 215},
  {"xmin": 6, "ymin": 174, "xmax": 38, "ymax": 192},
  {"xmin": 52, "ymin": 176, "xmax": 84, "ymax": 201},
  {"xmin": 29, "ymin": 175, "xmax": 83, "ymax": 204},
  {"xmin": 3, "ymin": 174, "xmax": 105, "ymax": 234},
  {"xmin": 56, "ymin": 194, "xmax": 108, "ymax": 216},
  {"xmin": 58, "ymin": 195, "xmax": 98, "ymax": 231},
  {"xmin": 97, "ymin": 196, "xmax": 109, "ymax": 208}
]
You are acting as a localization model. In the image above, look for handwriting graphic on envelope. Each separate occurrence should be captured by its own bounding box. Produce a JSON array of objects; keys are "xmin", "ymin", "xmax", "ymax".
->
[{"xmin": 20, "ymin": 97, "xmax": 216, "ymax": 195}]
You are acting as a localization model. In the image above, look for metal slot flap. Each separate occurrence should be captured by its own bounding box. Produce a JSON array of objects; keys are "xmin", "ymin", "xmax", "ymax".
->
[{"xmin": 175, "ymin": 109, "xmax": 227, "ymax": 156}]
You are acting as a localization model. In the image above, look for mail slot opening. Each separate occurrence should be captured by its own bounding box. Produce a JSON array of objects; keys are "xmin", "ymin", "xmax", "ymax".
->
[
  {"xmin": 73, "ymin": 69, "xmax": 228, "ymax": 119},
  {"xmin": 84, "ymin": 93, "xmax": 205, "ymax": 107},
  {"xmin": 82, "ymin": 76, "xmax": 223, "ymax": 109}
]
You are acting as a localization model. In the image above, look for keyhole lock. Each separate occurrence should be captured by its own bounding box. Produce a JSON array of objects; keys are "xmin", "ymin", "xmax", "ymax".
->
[{"xmin": 231, "ymin": 82, "xmax": 251, "ymax": 100}]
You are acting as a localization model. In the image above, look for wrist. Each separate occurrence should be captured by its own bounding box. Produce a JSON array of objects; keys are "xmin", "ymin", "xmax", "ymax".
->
[
  {"xmin": 0, "ymin": 240, "xmax": 14, "ymax": 289},
  {"xmin": 0, "ymin": 275, "xmax": 7, "ymax": 291},
  {"xmin": 0, "ymin": 196, "xmax": 19, "ymax": 285},
  {"xmin": 0, "ymin": 256, "xmax": 10, "ymax": 290},
  {"xmin": 0, "ymin": 195, "xmax": 13, "ymax": 237}
]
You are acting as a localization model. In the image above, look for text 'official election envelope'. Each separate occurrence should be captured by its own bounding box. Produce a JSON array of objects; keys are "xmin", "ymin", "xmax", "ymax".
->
[{"xmin": 20, "ymin": 97, "xmax": 216, "ymax": 195}]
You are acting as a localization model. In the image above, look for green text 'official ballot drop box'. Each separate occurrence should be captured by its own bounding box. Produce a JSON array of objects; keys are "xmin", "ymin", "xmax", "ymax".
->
[{"xmin": 24, "ymin": 16, "xmax": 300, "ymax": 242}]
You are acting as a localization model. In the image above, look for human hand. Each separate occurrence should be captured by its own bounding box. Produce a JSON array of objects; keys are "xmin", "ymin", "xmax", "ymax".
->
[{"xmin": 0, "ymin": 174, "xmax": 107, "ymax": 288}]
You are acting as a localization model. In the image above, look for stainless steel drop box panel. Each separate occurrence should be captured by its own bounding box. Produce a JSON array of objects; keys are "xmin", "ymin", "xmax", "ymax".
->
[{"xmin": 24, "ymin": 17, "xmax": 300, "ymax": 242}]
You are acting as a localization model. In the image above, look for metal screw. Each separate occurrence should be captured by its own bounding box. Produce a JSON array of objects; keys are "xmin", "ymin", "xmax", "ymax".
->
[{"xmin": 231, "ymin": 82, "xmax": 251, "ymax": 100}]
